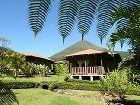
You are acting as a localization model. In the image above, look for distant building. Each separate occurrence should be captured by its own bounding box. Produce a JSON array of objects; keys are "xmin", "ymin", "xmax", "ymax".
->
[{"xmin": 22, "ymin": 53, "xmax": 54, "ymax": 71}]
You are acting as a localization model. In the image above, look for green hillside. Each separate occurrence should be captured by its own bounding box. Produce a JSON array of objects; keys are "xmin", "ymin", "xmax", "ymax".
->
[{"xmin": 50, "ymin": 40, "xmax": 130, "ymax": 61}]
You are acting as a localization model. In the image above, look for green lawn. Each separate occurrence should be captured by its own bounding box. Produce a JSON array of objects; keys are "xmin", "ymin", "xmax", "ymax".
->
[
  {"xmin": 13, "ymin": 89, "xmax": 105, "ymax": 105},
  {"xmin": 13, "ymin": 89, "xmax": 140, "ymax": 105},
  {"xmin": 0, "ymin": 75, "xmax": 64, "ymax": 82}
]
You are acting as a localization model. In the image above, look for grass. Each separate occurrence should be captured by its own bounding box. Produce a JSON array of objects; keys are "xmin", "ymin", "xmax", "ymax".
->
[
  {"xmin": 13, "ymin": 89, "xmax": 105, "ymax": 105},
  {"xmin": 1, "ymin": 76, "xmax": 140, "ymax": 105},
  {"xmin": 0, "ymin": 75, "xmax": 64, "ymax": 83},
  {"xmin": 13, "ymin": 89, "xmax": 140, "ymax": 105}
]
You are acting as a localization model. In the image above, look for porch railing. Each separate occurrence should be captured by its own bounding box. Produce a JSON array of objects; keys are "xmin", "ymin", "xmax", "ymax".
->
[{"xmin": 70, "ymin": 66, "xmax": 105, "ymax": 75}]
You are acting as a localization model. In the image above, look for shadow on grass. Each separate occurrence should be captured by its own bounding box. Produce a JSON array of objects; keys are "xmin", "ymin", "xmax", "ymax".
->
[
  {"xmin": 123, "ymin": 100, "xmax": 140, "ymax": 105},
  {"xmin": 110, "ymin": 99, "xmax": 140, "ymax": 105}
]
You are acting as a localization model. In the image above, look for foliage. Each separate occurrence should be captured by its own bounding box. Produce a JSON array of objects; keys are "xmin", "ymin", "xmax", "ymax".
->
[
  {"xmin": 28, "ymin": 0, "xmax": 140, "ymax": 42},
  {"xmin": 117, "ymin": 56, "xmax": 140, "ymax": 84},
  {"xmin": 66, "ymin": 78, "xmax": 100, "ymax": 84},
  {"xmin": 49, "ymin": 82, "xmax": 58, "ymax": 91},
  {"xmin": 0, "ymin": 38, "xmax": 21, "ymax": 105},
  {"xmin": 28, "ymin": 0, "xmax": 51, "ymax": 37},
  {"xmin": 55, "ymin": 63, "xmax": 68, "ymax": 81},
  {"xmin": 4, "ymin": 81, "xmax": 39, "ymax": 89},
  {"xmin": 100, "ymin": 69, "xmax": 130, "ymax": 100},
  {"xmin": 57, "ymin": 82, "xmax": 100, "ymax": 91},
  {"xmin": 108, "ymin": 4, "xmax": 140, "ymax": 71},
  {"xmin": 23, "ymin": 62, "xmax": 49, "ymax": 77},
  {"xmin": 35, "ymin": 64, "xmax": 49, "ymax": 77},
  {"xmin": 0, "ymin": 50, "xmax": 26, "ymax": 77},
  {"xmin": 126, "ymin": 84, "xmax": 140, "ymax": 96},
  {"xmin": 58, "ymin": 0, "xmax": 79, "ymax": 42},
  {"xmin": 0, "ymin": 81, "xmax": 19, "ymax": 105},
  {"xmin": 63, "ymin": 75, "xmax": 70, "ymax": 81}
]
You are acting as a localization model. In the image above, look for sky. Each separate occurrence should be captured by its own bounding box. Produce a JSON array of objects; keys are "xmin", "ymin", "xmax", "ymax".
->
[{"xmin": 0, "ymin": 0, "xmax": 130, "ymax": 57}]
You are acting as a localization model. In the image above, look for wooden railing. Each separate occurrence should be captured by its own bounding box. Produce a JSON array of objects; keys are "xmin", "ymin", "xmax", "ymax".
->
[{"xmin": 70, "ymin": 66, "xmax": 105, "ymax": 75}]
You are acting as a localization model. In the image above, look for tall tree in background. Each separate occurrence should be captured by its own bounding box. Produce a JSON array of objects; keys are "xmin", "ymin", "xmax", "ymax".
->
[
  {"xmin": 28, "ymin": 0, "xmax": 140, "ymax": 43},
  {"xmin": 108, "ymin": 5, "xmax": 140, "ymax": 70}
]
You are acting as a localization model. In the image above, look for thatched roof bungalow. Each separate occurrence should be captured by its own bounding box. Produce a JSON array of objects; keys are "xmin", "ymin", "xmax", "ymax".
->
[
  {"xmin": 65, "ymin": 48, "xmax": 121, "ymax": 81},
  {"xmin": 22, "ymin": 53, "xmax": 54, "ymax": 70}
]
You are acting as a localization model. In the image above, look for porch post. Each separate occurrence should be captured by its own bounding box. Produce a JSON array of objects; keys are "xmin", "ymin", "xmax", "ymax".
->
[
  {"xmin": 90, "ymin": 76, "xmax": 94, "ymax": 81},
  {"xmin": 79, "ymin": 76, "xmax": 82, "ymax": 80},
  {"xmin": 101, "ymin": 54, "xmax": 103, "ymax": 66},
  {"xmin": 85, "ymin": 61, "xmax": 86, "ymax": 67}
]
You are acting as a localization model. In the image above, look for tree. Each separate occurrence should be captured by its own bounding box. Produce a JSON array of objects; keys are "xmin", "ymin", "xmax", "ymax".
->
[
  {"xmin": 0, "ymin": 37, "xmax": 19, "ymax": 105},
  {"xmin": 108, "ymin": 5, "xmax": 140, "ymax": 70},
  {"xmin": 3, "ymin": 50, "xmax": 26, "ymax": 77},
  {"xmin": 55, "ymin": 63, "xmax": 68, "ymax": 81},
  {"xmin": 28, "ymin": 0, "xmax": 140, "ymax": 43}
]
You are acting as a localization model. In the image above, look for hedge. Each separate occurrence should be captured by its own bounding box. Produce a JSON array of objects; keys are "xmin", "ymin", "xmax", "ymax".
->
[
  {"xmin": 57, "ymin": 82, "xmax": 100, "ymax": 91},
  {"xmin": 4, "ymin": 81, "xmax": 39, "ymax": 89},
  {"xmin": 66, "ymin": 79, "xmax": 100, "ymax": 85},
  {"xmin": 2, "ymin": 79, "xmax": 140, "ymax": 96}
]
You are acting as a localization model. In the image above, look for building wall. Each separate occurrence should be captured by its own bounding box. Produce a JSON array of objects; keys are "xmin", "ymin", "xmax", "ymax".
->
[{"xmin": 66, "ymin": 53, "xmax": 121, "ymax": 72}]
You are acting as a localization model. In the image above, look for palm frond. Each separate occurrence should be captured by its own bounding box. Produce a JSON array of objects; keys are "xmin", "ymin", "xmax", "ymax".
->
[
  {"xmin": 0, "ymin": 82, "xmax": 19, "ymax": 105},
  {"xmin": 28, "ymin": 0, "xmax": 51, "ymax": 37},
  {"xmin": 97, "ymin": 0, "xmax": 120, "ymax": 43},
  {"xmin": 58, "ymin": 0, "xmax": 80, "ymax": 42},
  {"xmin": 77, "ymin": 0, "xmax": 98, "ymax": 40},
  {"xmin": 97, "ymin": 0, "xmax": 140, "ymax": 43},
  {"xmin": 116, "ymin": 18, "xmax": 129, "ymax": 30},
  {"xmin": 120, "ymin": 0, "xmax": 140, "ymax": 8},
  {"xmin": 108, "ymin": 29, "xmax": 130, "ymax": 50}
]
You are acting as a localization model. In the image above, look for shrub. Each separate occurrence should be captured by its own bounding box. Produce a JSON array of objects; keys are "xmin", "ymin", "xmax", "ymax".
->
[
  {"xmin": 67, "ymin": 78, "xmax": 100, "ymax": 85},
  {"xmin": 4, "ymin": 81, "xmax": 39, "ymax": 89},
  {"xmin": 126, "ymin": 84, "xmax": 140, "ymax": 96},
  {"xmin": 100, "ymin": 69, "xmax": 130, "ymax": 101},
  {"xmin": 57, "ymin": 82, "xmax": 100, "ymax": 91},
  {"xmin": 55, "ymin": 63, "xmax": 68, "ymax": 81},
  {"xmin": 49, "ymin": 82, "xmax": 58, "ymax": 91}
]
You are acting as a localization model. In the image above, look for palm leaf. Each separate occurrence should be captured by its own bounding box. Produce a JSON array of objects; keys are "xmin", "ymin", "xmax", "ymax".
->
[
  {"xmin": 97, "ymin": 0, "xmax": 140, "ymax": 43},
  {"xmin": 58, "ymin": 0, "xmax": 80, "ymax": 42},
  {"xmin": 97, "ymin": 0, "xmax": 121, "ymax": 44},
  {"xmin": 0, "ymin": 82, "xmax": 19, "ymax": 105},
  {"xmin": 28, "ymin": 0, "xmax": 51, "ymax": 37},
  {"xmin": 120, "ymin": 0, "xmax": 140, "ymax": 8},
  {"xmin": 77, "ymin": 0, "xmax": 98, "ymax": 40}
]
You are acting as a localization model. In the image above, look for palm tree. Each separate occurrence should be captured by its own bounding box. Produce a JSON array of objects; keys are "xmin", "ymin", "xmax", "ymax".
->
[
  {"xmin": 0, "ymin": 37, "xmax": 19, "ymax": 105},
  {"xmin": 107, "ymin": 4, "xmax": 140, "ymax": 70},
  {"xmin": 28, "ymin": 0, "xmax": 140, "ymax": 43}
]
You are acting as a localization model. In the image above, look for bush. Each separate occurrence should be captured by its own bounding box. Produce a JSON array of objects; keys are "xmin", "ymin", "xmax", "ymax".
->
[
  {"xmin": 100, "ymin": 69, "xmax": 130, "ymax": 101},
  {"xmin": 67, "ymin": 78, "xmax": 100, "ymax": 85},
  {"xmin": 126, "ymin": 85, "xmax": 140, "ymax": 96},
  {"xmin": 49, "ymin": 82, "xmax": 58, "ymax": 91},
  {"xmin": 57, "ymin": 82, "xmax": 100, "ymax": 91},
  {"xmin": 4, "ymin": 81, "xmax": 39, "ymax": 89}
]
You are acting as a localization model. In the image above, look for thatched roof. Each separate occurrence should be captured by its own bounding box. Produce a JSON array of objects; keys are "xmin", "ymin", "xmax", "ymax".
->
[
  {"xmin": 65, "ymin": 49, "xmax": 106, "ymax": 57},
  {"xmin": 22, "ymin": 52, "xmax": 54, "ymax": 62},
  {"xmin": 50, "ymin": 40, "xmax": 129, "ymax": 61}
]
